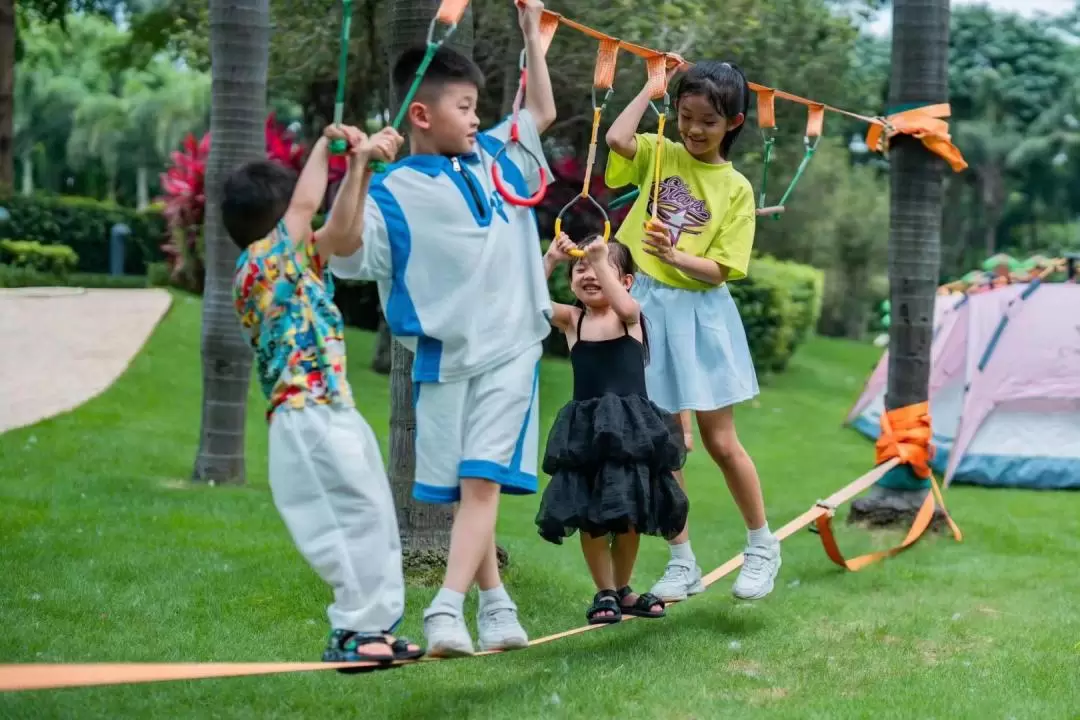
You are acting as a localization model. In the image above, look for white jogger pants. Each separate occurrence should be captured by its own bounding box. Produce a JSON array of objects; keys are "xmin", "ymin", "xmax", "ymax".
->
[{"xmin": 268, "ymin": 405, "xmax": 404, "ymax": 633}]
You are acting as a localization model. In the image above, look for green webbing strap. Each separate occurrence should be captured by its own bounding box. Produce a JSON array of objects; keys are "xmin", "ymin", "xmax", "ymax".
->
[
  {"xmin": 758, "ymin": 134, "xmax": 775, "ymax": 210},
  {"xmin": 329, "ymin": 1, "xmax": 453, "ymax": 170},
  {"xmin": 389, "ymin": 44, "xmax": 439, "ymax": 131},
  {"xmin": 328, "ymin": 0, "xmax": 354, "ymax": 155},
  {"xmin": 370, "ymin": 29, "xmax": 449, "ymax": 172},
  {"xmin": 771, "ymin": 137, "xmax": 819, "ymax": 218}
]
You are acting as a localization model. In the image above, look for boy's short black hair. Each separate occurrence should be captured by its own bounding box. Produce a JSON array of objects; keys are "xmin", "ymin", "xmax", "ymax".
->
[
  {"xmin": 676, "ymin": 60, "xmax": 751, "ymax": 158},
  {"xmin": 391, "ymin": 45, "xmax": 484, "ymax": 108},
  {"xmin": 221, "ymin": 160, "xmax": 297, "ymax": 250}
]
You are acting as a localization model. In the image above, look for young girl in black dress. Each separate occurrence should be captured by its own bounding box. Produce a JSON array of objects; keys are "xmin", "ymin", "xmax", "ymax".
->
[{"xmin": 536, "ymin": 233, "xmax": 689, "ymax": 624}]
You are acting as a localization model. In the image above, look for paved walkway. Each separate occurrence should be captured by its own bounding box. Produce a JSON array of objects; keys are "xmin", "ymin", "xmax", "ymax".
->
[{"xmin": 0, "ymin": 288, "xmax": 172, "ymax": 435}]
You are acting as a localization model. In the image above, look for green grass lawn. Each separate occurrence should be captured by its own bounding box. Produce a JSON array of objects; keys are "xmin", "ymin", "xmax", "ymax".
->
[{"xmin": 2, "ymin": 291, "xmax": 1079, "ymax": 719}]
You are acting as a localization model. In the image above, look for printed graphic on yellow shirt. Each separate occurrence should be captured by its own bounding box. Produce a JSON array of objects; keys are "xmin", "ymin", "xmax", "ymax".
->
[{"xmin": 648, "ymin": 176, "xmax": 712, "ymax": 248}]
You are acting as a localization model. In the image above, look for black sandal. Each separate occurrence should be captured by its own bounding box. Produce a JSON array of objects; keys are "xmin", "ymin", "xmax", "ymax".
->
[
  {"xmin": 586, "ymin": 590, "xmax": 623, "ymax": 625},
  {"xmin": 617, "ymin": 586, "xmax": 666, "ymax": 618},
  {"xmin": 386, "ymin": 635, "xmax": 426, "ymax": 661},
  {"xmin": 331, "ymin": 632, "xmax": 425, "ymax": 674}
]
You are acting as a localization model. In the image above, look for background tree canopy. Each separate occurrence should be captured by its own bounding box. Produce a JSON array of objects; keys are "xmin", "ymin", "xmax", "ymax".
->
[{"xmin": 3, "ymin": 0, "xmax": 1079, "ymax": 340}]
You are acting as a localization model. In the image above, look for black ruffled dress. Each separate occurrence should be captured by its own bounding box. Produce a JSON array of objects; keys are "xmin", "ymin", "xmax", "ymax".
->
[{"xmin": 535, "ymin": 313, "xmax": 689, "ymax": 544}]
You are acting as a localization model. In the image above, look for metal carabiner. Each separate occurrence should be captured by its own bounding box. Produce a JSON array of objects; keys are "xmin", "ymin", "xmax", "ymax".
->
[
  {"xmin": 425, "ymin": 15, "xmax": 457, "ymax": 47},
  {"xmin": 591, "ymin": 86, "xmax": 614, "ymax": 113},
  {"xmin": 648, "ymin": 91, "xmax": 671, "ymax": 119}
]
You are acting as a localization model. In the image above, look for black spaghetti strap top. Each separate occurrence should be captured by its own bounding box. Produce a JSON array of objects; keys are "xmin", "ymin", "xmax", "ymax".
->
[{"xmin": 570, "ymin": 311, "xmax": 647, "ymax": 401}]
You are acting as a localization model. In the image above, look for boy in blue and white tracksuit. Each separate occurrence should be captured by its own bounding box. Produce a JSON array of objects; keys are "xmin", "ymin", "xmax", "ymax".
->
[{"xmin": 329, "ymin": 1, "xmax": 557, "ymax": 657}]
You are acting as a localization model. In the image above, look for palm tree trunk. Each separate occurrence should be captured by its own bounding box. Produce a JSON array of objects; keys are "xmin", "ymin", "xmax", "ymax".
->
[
  {"xmin": 0, "ymin": 0, "xmax": 15, "ymax": 193},
  {"xmin": 20, "ymin": 155, "xmax": 32, "ymax": 196},
  {"xmin": 192, "ymin": 0, "xmax": 269, "ymax": 484},
  {"xmin": 136, "ymin": 166, "xmax": 150, "ymax": 210},
  {"xmin": 384, "ymin": 0, "xmax": 475, "ymax": 571},
  {"xmin": 370, "ymin": 313, "xmax": 392, "ymax": 374},
  {"xmin": 850, "ymin": 0, "xmax": 951, "ymax": 527}
]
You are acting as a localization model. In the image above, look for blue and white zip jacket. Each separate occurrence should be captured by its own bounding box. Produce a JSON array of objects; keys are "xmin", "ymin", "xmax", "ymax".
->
[{"xmin": 330, "ymin": 109, "xmax": 554, "ymax": 383}]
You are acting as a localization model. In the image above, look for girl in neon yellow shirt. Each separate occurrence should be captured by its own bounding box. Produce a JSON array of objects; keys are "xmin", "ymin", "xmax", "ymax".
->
[{"xmin": 604, "ymin": 60, "xmax": 780, "ymax": 603}]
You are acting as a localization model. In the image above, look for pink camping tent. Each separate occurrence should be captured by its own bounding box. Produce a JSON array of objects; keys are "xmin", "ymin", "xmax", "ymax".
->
[{"xmin": 847, "ymin": 282, "xmax": 1080, "ymax": 489}]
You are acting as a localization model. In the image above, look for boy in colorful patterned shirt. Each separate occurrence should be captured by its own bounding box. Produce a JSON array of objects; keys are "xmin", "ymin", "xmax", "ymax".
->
[{"xmin": 229, "ymin": 123, "xmax": 421, "ymax": 669}]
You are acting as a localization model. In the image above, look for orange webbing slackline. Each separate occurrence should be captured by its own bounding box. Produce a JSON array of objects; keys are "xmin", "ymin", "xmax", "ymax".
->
[
  {"xmin": 0, "ymin": 453, "xmax": 951, "ymax": 694},
  {"xmin": 813, "ymin": 402, "xmax": 962, "ymax": 572}
]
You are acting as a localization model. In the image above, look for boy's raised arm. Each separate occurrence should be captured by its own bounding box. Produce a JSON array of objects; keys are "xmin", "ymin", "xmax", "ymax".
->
[
  {"xmin": 283, "ymin": 135, "xmax": 335, "ymax": 245},
  {"xmin": 519, "ymin": 0, "xmax": 556, "ymax": 134},
  {"xmin": 332, "ymin": 127, "xmax": 403, "ymax": 261},
  {"xmin": 315, "ymin": 151, "xmax": 371, "ymax": 261}
]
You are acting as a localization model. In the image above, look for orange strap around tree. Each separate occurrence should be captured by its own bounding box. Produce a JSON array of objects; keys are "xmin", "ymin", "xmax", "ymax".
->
[
  {"xmin": 865, "ymin": 104, "xmax": 968, "ymax": 172},
  {"xmin": 813, "ymin": 402, "xmax": 962, "ymax": 572}
]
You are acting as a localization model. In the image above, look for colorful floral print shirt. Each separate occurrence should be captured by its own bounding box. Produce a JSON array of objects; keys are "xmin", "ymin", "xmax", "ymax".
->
[{"xmin": 233, "ymin": 222, "xmax": 354, "ymax": 418}]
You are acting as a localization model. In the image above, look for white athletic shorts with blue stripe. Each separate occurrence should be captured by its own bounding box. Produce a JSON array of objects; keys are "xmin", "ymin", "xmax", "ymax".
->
[
  {"xmin": 412, "ymin": 342, "xmax": 543, "ymax": 504},
  {"xmin": 633, "ymin": 273, "xmax": 759, "ymax": 413}
]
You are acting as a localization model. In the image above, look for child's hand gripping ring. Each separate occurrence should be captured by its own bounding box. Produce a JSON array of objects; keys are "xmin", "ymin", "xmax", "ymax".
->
[{"xmin": 556, "ymin": 194, "xmax": 612, "ymax": 258}]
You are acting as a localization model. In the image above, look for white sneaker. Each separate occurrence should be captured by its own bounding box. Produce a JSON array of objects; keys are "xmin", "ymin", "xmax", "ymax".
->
[
  {"xmin": 649, "ymin": 559, "xmax": 705, "ymax": 602},
  {"xmin": 477, "ymin": 599, "xmax": 529, "ymax": 652},
  {"xmin": 423, "ymin": 609, "xmax": 475, "ymax": 658},
  {"xmin": 732, "ymin": 540, "xmax": 782, "ymax": 600}
]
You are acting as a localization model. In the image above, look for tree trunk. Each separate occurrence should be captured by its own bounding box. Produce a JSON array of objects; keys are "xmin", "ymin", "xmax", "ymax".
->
[
  {"xmin": 850, "ymin": 0, "xmax": 952, "ymax": 528},
  {"xmin": 840, "ymin": 265, "xmax": 870, "ymax": 340},
  {"xmin": 384, "ymin": 0, "xmax": 496, "ymax": 577},
  {"xmin": 136, "ymin": 166, "xmax": 150, "ymax": 210},
  {"xmin": 192, "ymin": 0, "xmax": 269, "ymax": 485},
  {"xmin": 0, "ymin": 0, "xmax": 15, "ymax": 193},
  {"xmin": 20, "ymin": 155, "xmax": 32, "ymax": 196},
  {"xmin": 370, "ymin": 314, "xmax": 392, "ymax": 374}
]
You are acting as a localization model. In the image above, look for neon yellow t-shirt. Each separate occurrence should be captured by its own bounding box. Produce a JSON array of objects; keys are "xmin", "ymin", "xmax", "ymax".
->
[{"xmin": 605, "ymin": 133, "xmax": 756, "ymax": 291}]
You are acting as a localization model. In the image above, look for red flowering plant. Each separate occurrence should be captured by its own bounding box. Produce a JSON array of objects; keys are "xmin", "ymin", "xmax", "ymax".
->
[{"xmin": 159, "ymin": 113, "xmax": 345, "ymax": 292}]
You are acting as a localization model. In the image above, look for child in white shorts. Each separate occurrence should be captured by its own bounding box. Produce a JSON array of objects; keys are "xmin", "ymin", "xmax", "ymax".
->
[{"xmin": 329, "ymin": 0, "xmax": 558, "ymax": 656}]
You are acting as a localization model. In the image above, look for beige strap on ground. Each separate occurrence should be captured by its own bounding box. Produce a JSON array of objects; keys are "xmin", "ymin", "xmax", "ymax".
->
[{"xmin": 0, "ymin": 458, "xmax": 930, "ymax": 693}]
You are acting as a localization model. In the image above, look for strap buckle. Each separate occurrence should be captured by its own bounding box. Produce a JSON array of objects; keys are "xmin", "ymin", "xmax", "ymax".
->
[{"xmin": 808, "ymin": 499, "xmax": 835, "ymax": 534}]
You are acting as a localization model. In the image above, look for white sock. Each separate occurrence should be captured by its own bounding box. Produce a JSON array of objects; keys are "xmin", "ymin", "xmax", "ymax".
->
[
  {"xmin": 670, "ymin": 541, "xmax": 695, "ymax": 563},
  {"xmin": 478, "ymin": 584, "xmax": 512, "ymax": 610},
  {"xmin": 747, "ymin": 523, "xmax": 776, "ymax": 547},
  {"xmin": 430, "ymin": 587, "xmax": 466, "ymax": 616}
]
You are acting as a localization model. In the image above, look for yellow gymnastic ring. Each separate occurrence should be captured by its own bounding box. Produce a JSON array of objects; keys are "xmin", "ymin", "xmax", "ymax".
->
[{"xmin": 565, "ymin": 220, "xmax": 610, "ymax": 258}]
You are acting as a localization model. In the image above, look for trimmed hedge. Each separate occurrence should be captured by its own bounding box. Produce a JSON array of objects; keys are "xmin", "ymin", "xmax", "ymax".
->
[
  {"xmin": 729, "ymin": 256, "xmax": 824, "ymax": 373},
  {"xmin": 0, "ymin": 194, "xmax": 166, "ymax": 275},
  {"xmin": 0, "ymin": 264, "xmax": 151, "ymax": 289},
  {"xmin": 0, "ymin": 239, "xmax": 79, "ymax": 275}
]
